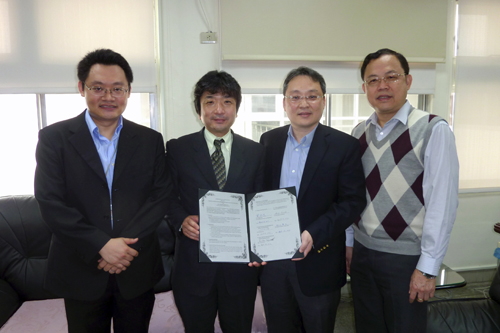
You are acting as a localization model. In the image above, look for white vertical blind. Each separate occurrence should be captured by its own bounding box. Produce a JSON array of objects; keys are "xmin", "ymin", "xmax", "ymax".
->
[
  {"xmin": 454, "ymin": 0, "xmax": 500, "ymax": 189},
  {"xmin": 221, "ymin": 0, "xmax": 448, "ymax": 62},
  {"xmin": 0, "ymin": 0, "xmax": 156, "ymax": 93}
]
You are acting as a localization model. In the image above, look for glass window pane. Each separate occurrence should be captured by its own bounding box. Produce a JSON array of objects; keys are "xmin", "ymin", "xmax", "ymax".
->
[
  {"xmin": 0, "ymin": 94, "xmax": 38, "ymax": 196},
  {"xmin": 45, "ymin": 94, "xmax": 87, "ymax": 125},
  {"xmin": 251, "ymin": 95, "xmax": 276, "ymax": 113}
]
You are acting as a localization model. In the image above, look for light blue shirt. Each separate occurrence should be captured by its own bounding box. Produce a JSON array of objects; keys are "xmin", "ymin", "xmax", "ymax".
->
[
  {"xmin": 279, "ymin": 125, "xmax": 318, "ymax": 196},
  {"xmin": 85, "ymin": 109, "xmax": 123, "ymax": 228}
]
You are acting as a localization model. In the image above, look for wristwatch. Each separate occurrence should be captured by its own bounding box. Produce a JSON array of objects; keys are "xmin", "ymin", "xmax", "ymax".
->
[{"xmin": 419, "ymin": 270, "xmax": 436, "ymax": 279}]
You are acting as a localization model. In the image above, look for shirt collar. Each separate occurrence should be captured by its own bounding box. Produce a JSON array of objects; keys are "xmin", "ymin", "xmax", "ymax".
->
[
  {"xmin": 287, "ymin": 124, "xmax": 318, "ymax": 147},
  {"xmin": 204, "ymin": 128, "xmax": 233, "ymax": 152},
  {"xmin": 85, "ymin": 109, "xmax": 123, "ymax": 140},
  {"xmin": 365, "ymin": 100, "xmax": 412, "ymax": 127}
]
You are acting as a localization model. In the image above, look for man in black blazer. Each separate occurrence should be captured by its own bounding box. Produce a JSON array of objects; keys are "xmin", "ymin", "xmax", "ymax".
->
[
  {"xmin": 34, "ymin": 49, "xmax": 170, "ymax": 333},
  {"xmin": 166, "ymin": 71, "xmax": 264, "ymax": 333},
  {"xmin": 259, "ymin": 67, "xmax": 366, "ymax": 333}
]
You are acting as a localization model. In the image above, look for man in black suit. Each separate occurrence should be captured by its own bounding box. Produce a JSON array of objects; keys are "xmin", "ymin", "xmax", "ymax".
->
[
  {"xmin": 34, "ymin": 49, "xmax": 170, "ymax": 333},
  {"xmin": 166, "ymin": 70, "xmax": 265, "ymax": 333},
  {"xmin": 259, "ymin": 66, "xmax": 366, "ymax": 332}
]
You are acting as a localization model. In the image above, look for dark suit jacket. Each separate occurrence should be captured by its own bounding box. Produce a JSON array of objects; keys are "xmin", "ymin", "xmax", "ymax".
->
[
  {"xmin": 260, "ymin": 124, "xmax": 366, "ymax": 296},
  {"xmin": 166, "ymin": 129, "xmax": 264, "ymax": 297},
  {"xmin": 34, "ymin": 111, "xmax": 170, "ymax": 301}
]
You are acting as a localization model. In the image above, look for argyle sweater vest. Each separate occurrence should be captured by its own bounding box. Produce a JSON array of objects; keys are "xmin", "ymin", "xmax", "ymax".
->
[{"xmin": 352, "ymin": 108, "xmax": 444, "ymax": 255}]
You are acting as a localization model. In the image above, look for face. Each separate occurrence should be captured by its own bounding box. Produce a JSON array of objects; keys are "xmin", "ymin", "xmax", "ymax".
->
[
  {"xmin": 199, "ymin": 92, "xmax": 237, "ymax": 137},
  {"xmin": 283, "ymin": 75, "xmax": 325, "ymax": 134},
  {"xmin": 78, "ymin": 64, "xmax": 131, "ymax": 125},
  {"xmin": 362, "ymin": 54, "xmax": 412, "ymax": 118}
]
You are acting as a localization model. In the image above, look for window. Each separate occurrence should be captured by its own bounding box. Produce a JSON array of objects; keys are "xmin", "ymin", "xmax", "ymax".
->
[
  {"xmin": 233, "ymin": 93, "xmax": 429, "ymax": 142},
  {"xmin": 0, "ymin": 93, "xmax": 154, "ymax": 197}
]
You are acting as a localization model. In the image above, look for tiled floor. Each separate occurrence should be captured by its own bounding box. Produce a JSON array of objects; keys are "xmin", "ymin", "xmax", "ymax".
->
[{"xmin": 333, "ymin": 281, "xmax": 493, "ymax": 333}]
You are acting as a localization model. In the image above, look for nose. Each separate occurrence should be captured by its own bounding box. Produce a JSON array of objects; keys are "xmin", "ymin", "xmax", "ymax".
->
[
  {"xmin": 102, "ymin": 89, "xmax": 115, "ymax": 99},
  {"xmin": 214, "ymin": 101, "xmax": 224, "ymax": 113},
  {"xmin": 377, "ymin": 79, "xmax": 389, "ymax": 90},
  {"xmin": 298, "ymin": 97, "xmax": 309, "ymax": 107}
]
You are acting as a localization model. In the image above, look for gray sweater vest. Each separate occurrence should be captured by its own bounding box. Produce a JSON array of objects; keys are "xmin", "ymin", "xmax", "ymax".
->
[{"xmin": 352, "ymin": 108, "xmax": 444, "ymax": 255}]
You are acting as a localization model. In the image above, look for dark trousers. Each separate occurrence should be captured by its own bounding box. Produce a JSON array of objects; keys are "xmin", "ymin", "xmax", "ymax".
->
[
  {"xmin": 350, "ymin": 240, "xmax": 427, "ymax": 333},
  {"xmin": 260, "ymin": 260, "xmax": 341, "ymax": 333},
  {"xmin": 173, "ymin": 267, "xmax": 257, "ymax": 333},
  {"xmin": 64, "ymin": 275, "xmax": 155, "ymax": 333}
]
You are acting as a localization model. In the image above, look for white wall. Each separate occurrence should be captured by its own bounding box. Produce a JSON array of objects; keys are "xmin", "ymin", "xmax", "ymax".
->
[
  {"xmin": 159, "ymin": 0, "xmax": 500, "ymax": 271},
  {"xmin": 158, "ymin": 0, "xmax": 221, "ymax": 140}
]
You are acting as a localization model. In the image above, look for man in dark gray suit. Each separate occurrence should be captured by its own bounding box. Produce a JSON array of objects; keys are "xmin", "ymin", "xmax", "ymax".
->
[
  {"xmin": 35, "ymin": 49, "xmax": 170, "ymax": 333},
  {"xmin": 259, "ymin": 66, "xmax": 366, "ymax": 333},
  {"xmin": 166, "ymin": 70, "xmax": 264, "ymax": 333}
]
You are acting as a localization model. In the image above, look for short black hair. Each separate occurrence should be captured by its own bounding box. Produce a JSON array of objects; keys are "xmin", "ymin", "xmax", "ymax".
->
[
  {"xmin": 360, "ymin": 48, "xmax": 410, "ymax": 80},
  {"xmin": 283, "ymin": 66, "xmax": 326, "ymax": 95},
  {"xmin": 193, "ymin": 70, "xmax": 242, "ymax": 115},
  {"xmin": 77, "ymin": 49, "xmax": 133, "ymax": 86}
]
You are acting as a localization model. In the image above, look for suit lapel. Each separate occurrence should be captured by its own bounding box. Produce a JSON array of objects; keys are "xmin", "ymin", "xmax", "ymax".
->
[
  {"xmin": 193, "ymin": 129, "xmax": 220, "ymax": 189},
  {"xmin": 225, "ymin": 132, "xmax": 245, "ymax": 190},
  {"xmin": 271, "ymin": 126, "xmax": 289, "ymax": 190},
  {"xmin": 113, "ymin": 119, "xmax": 140, "ymax": 184},
  {"xmin": 68, "ymin": 112, "xmax": 106, "ymax": 182},
  {"xmin": 298, "ymin": 124, "xmax": 329, "ymax": 202}
]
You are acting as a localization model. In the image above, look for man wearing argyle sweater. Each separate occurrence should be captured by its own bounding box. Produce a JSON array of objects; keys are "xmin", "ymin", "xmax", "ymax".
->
[{"xmin": 346, "ymin": 48, "xmax": 459, "ymax": 333}]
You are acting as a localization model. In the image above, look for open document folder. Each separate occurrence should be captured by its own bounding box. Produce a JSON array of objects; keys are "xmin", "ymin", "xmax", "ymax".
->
[{"xmin": 198, "ymin": 187, "xmax": 304, "ymax": 263}]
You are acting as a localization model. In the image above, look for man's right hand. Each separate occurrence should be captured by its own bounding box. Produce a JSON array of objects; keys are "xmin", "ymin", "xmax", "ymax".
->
[
  {"xmin": 98, "ymin": 238, "xmax": 139, "ymax": 272},
  {"xmin": 182, "ymin": 215, "xmax": 200, "ymax": 241}
]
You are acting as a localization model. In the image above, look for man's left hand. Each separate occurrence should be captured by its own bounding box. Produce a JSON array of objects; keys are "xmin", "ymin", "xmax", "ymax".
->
[
  {"xmin": 292, "ymin": 230, "xmax": 313, "ymax": 261},
  {"xmin": 409, "ymin": 269, "xmax": 435, "ymax": 303}
]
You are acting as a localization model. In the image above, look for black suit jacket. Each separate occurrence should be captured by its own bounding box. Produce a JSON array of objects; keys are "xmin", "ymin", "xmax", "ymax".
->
[
  {"xmin": 260, "ymin": 124, "xmax": 366, "ymax": 296},
  {"xmin": 166, "ymin": 129, "xmax": 264, "ymax": 297},
  {"xmin": 34, "ymin": 111, "xmax": 170, "ymax": 301}
]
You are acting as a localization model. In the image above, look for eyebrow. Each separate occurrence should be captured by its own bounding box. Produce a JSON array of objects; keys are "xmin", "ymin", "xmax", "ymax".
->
[
  {"xmin": 366, "ymin": 70, "xmax": 398, "ymax": 78},
  {"xmin": 288, "ymin": 89, "xmax": 321, "ymax": 94},
  {"xmin": 88, "ymin": 80, "xmax": 126, "ymax": 86}
]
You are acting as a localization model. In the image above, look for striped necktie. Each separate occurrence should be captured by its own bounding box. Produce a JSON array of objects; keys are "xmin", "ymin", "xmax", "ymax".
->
[{"xmin": 211, "ymin": 139, "xmax": 226, "ymax": 190}]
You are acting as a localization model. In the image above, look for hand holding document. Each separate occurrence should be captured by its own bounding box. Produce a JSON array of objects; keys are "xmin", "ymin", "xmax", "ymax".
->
[{"xmin": 198, "ymin": 188, "xmax": 303, "ymax": 263}]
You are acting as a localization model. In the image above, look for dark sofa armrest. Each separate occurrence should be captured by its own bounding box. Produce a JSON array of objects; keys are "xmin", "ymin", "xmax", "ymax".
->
[
  {"xmin": 0, "ymin": 279, "xmax": 21, "ymax": 328},
  {"xmin": 427, "ymin": 298, "xmax": 500, "ymax": 333}
]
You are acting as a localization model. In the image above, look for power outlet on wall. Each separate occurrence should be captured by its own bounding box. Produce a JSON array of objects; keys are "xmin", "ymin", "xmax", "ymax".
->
[{"xmin": 200, "ymin": 32, "xmax": 217, "ymax": 44}]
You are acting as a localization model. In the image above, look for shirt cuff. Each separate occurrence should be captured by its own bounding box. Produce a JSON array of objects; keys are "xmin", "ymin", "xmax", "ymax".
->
[
  {"xmin": 345, "ymin": 226, "xmax": 354, "ymax": 247},
  {"xmin": 416, "ymin": 253, "xmax": 442, "ymax": 276}
]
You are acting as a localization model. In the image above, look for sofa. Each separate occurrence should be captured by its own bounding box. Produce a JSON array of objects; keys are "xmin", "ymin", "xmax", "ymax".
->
[
  {"xmin": 427, "ymin": 264, "xmax": 500, "ymax": 332},
  {"xmin": 0, "ymin": 195, "xmax": 174, "ymax": 328}
]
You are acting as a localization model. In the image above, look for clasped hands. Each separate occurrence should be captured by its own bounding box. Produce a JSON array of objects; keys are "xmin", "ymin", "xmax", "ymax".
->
[
  {"xmin": 97, "ymin": 237, "xmax": 139, "ymax": 274},
  {"xmin": 182, "ymin": 215, "xmax": 313, "ymax": 268}
]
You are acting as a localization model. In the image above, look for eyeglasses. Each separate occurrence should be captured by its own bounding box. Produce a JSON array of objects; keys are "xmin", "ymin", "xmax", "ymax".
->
[
  {"xmin": 85, "ymin": 84, "xmax": 129, "ymax": 97},
  {"xmin": 284, "ymin": 95, "xmax": 324, "ymax": 103},
  {"xmin": 364, "ymin": 73, "xmax": 406, "ymax": 87}
]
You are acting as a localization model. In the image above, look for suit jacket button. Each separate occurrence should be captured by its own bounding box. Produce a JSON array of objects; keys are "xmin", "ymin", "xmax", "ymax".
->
[{"xmin": 317, "ymin": 250, "xmax": 321, "ymax": 253}]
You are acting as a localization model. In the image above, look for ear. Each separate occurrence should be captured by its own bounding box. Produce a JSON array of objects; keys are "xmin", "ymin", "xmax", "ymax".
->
[
  {"xmin": 127, "ymin": 85, "xmax": 132, "ymax": 97},
  {"xmin": 362, "ymin": 83, "xmax": 366, "ymax": 94},
  {"xmin": 405, "ymin": 74, "xmax": 413, "ymax": 91},
  {"xmin": 78, "ymin": 81, "xmax": 85, "ymax": 97}
]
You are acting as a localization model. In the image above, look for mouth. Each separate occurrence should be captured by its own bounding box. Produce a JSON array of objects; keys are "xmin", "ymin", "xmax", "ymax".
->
[
  {"xmin": 99, "ymin": 104, "xmax": 117, "ymax": 111},
  {"xmin": 297, "ymin": 111, "xmax": 312, "ymax": 117},
  {"xmin": 376, "ymin": 95, "xmax": 392, "ymax": 102},
  {"xmin": 212, "ymin": 117, "xmax": 227, "ymax": 124}
]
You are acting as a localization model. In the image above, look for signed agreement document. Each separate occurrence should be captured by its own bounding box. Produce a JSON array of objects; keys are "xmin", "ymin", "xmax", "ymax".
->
[{"xmin": 198, "ymin": 188, "xmax": 303, "ymax": 263}]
